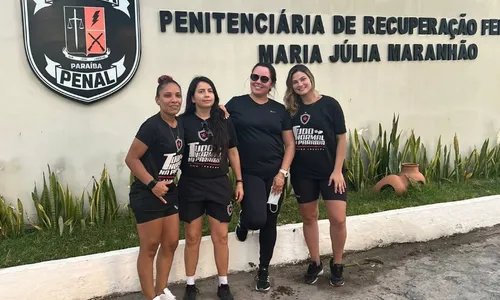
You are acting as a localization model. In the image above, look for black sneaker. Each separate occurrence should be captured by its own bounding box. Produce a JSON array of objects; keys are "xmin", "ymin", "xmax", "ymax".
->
[
  {"xmin": 329, "ymin": 258, "xmax": 345, "ymax": 287},
  {"xmin": 183, "ymin": 284, "xmax": 198, "ymax": 300},
  {"xmin": 255, "ymin": 267, "xmax": 271, "ymax": 292},
  {"xmin": 217, "ymin": 284, "xmax": 234, "ymax": 300},
  {"xmin": 304, "ymin": 261, "xmax": 324, "ymax": 284},
  {"xmin": 235, "ymin": 220, "xmax": 248, "ymax": 242}
]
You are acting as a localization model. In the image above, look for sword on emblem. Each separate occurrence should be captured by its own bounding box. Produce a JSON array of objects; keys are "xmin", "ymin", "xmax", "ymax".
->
[{"xmin": 67, "ymin": 9, "xmax": 84, "ymax": 51}]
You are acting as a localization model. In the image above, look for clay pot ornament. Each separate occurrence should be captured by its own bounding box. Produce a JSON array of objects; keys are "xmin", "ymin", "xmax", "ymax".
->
[{"xmin": 372, "ymin": 163, "xmax": 426, "ymax": 196}]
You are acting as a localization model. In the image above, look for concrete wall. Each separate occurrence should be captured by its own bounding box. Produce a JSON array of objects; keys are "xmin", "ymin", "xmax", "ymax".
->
[{"xmin": 2, "ymin": 0, "xmax": 500, "ymax": 215}]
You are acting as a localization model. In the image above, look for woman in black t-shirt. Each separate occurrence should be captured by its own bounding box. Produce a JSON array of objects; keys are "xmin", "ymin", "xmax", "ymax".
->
[
  {"xmin": 125, "ymin": 75, "xmax": 184, "ymax": 300},
  {"xmin": 177, "ymin": 76, "xmax": 243, "ymax": 300},
  {"xmin": 225, "ymin": 62, "xmax": 296, "ymax": 292},
  {"xmin": 284, "ymin": 64, "xmax": 348, "ymax": 287}
]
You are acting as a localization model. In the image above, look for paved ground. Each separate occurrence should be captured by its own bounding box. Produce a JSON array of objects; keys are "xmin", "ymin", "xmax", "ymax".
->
[{"xmin": 96, "ymin": 225, "xmax": 500, "ymax": 300}]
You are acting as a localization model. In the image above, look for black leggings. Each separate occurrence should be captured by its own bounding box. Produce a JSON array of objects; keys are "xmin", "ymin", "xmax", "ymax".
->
[{"xmin": 239, "ymin": 173, "xmax": 285, "ymax": 269}]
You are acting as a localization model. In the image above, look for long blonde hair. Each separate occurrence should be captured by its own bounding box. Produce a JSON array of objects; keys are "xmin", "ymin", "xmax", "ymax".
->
[{"xmin": 284, "ymin": 64, "xmax": 317, "ymax": 116}]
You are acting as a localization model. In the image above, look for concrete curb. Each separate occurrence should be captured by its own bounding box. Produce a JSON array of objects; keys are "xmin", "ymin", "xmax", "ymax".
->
[{"xmin": 2, "ymin": 195, "xmax": 500, "ymax": 300}]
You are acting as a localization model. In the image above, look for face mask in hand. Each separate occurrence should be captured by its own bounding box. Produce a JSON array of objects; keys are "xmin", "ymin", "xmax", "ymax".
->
[{"xmin": 267, "ymin": 190, "xmax": 281, "ymax": 213}]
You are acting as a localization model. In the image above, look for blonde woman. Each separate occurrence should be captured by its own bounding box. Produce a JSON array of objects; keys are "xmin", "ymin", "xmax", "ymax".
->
[{"xmin": 284, "ymin": 64, "xmax": 348, "ymax": 287}]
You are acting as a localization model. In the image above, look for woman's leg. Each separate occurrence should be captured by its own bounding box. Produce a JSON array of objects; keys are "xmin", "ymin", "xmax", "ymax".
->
[
  {"xmin": 235, "ymin": 174, "xmax": 268, "ymax": 241},
  {"xmin": 324, "ymin": 200, "xmax": 347, "ymax": 286},
  {"xmin": 179, "ymin": 197, "xmax": 205, "ymax": 299},
  {"xmin": 155, "ymin": 212, "xmax": 180, "ymax": 295},
  {"xmin": 136, "ymin": 215, "xmax": 164, "ymax": 300},
  {"xmin": 292, "ymin": 177, "xmax": 324, "ymax": 284},
  {"xmin": 255, "ymin": 177, "xmax": 285, "ymax": 292},
  {"xmin": 178, "ymin": 174, "xmax": 205, "ymax": 292},
  {"xmin": 208, "ymin": 215, "xmax": 229, "ymax": 281},
  {"xmin": 299, "ymin": 201, "xmax": 321, "ymax": 264},
  {"xmin": 184, "ymin": 216, "xmax": 203, "ymax": 280},
  {"xmin": 325, "ymin": 200, "xmax": 347, "ymax": 263}
]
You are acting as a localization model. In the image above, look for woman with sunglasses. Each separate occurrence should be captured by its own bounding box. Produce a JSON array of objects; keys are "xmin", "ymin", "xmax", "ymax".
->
[
  {"xmin": 225, "ymin": 62, "xmax": 295, "ymax": 292},
  {"xmin": 177, "ymin": 76, "xmax": 243, "ymax": 300}
]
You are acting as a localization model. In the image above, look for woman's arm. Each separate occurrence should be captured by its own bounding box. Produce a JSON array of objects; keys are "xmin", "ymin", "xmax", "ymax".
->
[
  {"xmin": 228, "ymin": 147, "xmax": 243, "ymax": 181},
  {"xmin": 125, "ymin": 138, "xmax": 170, "ymax": 203},
  {"xmin": 228, "ymin": 147, "xmax": 244, "ymax": 202},
  {"xmin": 125, "ymin": 138, "xmax": 154, "ymax": 185},
  {"xmin": 272, "ymin": 130, "xmax": 295, "ymax": 194},
  {"xmin": 333, "ymin": 133, "xmax": 347, "ymax": 173},
  {"xmin": 280, "ymin": 130, "xmax": 295, "ymax": 173},
  {"xmin": 328, "ymin": 98, "xmax": 348, "ymax": 192}
]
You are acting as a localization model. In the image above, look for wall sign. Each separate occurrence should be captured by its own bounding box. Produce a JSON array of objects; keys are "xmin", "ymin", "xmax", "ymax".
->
[
  {"xmin": 21, "ymin": 0, "xmax": 141, "ymax": 104},
  {"xmin": 157, "ymin": 10, "xmax": 498, "ymax": 64}
]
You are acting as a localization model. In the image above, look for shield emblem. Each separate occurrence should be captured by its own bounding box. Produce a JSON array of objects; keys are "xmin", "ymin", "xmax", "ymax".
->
[
  {"xmin": 300, "ymin": 113, "xmax": 311, "ymax": 125},
  {"xmin": 20, "ymin": 0, "xmax": 141, "ymax": 104},
  {"xmin": 175, "ymin": 138, "xmax": 183, "ymax": 152},
  {"xmin": 198, "ymin": 130, "xmax": 209, "ymax": 142}
]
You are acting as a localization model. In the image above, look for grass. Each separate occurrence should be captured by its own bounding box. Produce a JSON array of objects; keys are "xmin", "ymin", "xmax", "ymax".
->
[{"xmin": 1, "ymin": 179, "xmax": 500, "ymax": 269}]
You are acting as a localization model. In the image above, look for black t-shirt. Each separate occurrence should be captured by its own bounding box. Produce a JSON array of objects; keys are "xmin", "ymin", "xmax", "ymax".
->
[
  {"xmin": 130, "ymin": 113, "xmax": 184, "ymax": 207},
  {"xmin": 225, "ymin": 94, "xmax": 292, "ymax": 178},
  {"xmin": 179, "ymin": 113, "xmax": 238, "ymax": 178},
  {"xmin": 290, "ymin": 95, "xmax": 347, "ymax": 179}
]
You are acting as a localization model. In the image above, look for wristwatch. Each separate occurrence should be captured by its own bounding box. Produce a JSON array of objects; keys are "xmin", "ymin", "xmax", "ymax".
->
[
  {"xmin": 236, "ymin": 179, "xmax": 243, "ymax": 184},
  {"xmin": 279, "ymin": 169, "xmax": 289, "ymax": 177},
  {"xmin": 147, "ymin": 179, "xmax": 158, "ymax": 190}
]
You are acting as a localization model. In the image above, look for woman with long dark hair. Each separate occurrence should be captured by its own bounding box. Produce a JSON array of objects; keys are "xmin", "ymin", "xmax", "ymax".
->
[
  {"xmin": 284, "ymin": 64, "xmax": 348, "ymax": 287},
  {"xmin": 178, "ymin": 76, "xmax": 243, "ymax": 300},
  {"xmin": 225, "ymin": 62, "xmax": 295, "ymax": 292},
  {"xmin": 125, "ymin": 75, "xmax": 184, "ymax": 300}
]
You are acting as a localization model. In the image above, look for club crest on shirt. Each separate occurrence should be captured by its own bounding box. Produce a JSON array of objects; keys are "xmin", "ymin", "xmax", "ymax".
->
[
  {"xmin": 198, "ymin": 129, "xmax": 209, "ymax": 142},
  {"xmin": 227, "ymin": 202, "xmax": 233, "ymax": 216},
  {"xmin": 300, "ymin": 113, "xmax": 311, "ymax": 125},
  {"xmin": 175, "ymin": 138, "xmax": 183, "ymax": 152}
]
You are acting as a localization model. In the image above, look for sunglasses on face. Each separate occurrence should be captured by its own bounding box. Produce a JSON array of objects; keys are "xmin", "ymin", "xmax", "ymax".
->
[{"xmin": 250, "ymin": 73, "xmax": 270, "ymax": 84}]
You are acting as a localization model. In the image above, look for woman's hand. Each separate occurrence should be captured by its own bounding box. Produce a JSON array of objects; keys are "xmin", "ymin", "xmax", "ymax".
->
[
  {"xmin": 328, "ymin": 170, "xmax": 346, "ymax": 194},
  {"xmin": 271, "ymin": 173, "xmax": 285, "ymax": 195},
  {"xmin": 219, "ymin": 105, "xmax": 230, "ymax": 119},
  {"xmin": 234, "ymin": 182, "xmax": 244, "ymax": 203},
  {"xmin": 152, "ymin": 180, "xmax": 172, "ymax": 203}
]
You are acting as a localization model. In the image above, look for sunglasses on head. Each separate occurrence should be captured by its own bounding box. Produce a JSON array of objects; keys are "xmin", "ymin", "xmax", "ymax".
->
[{"xmin": 250, "ymin": 73, "xmax": 270, "ymax": 84}]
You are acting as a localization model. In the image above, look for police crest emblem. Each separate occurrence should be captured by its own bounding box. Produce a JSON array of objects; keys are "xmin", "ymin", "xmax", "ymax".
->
[{"xmin": 20, "ymin": 0, "xmax": 141, "ymax": 103}]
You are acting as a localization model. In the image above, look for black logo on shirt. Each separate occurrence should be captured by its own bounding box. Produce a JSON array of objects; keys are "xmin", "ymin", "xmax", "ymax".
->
[
  {"xmin": 198, "ymin": 129, "xmax": 209, "ymax": 142},
  {"xmin": 300, "ymin": 113, "xmax": 311, "ymax": 125},
  {"xmin": 20, "ymin": 0, "xmax": 141, "ymax": 104}
]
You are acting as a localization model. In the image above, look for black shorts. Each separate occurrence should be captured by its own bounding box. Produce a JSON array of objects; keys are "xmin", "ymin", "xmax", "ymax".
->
[
  {"xmin": 178, "ymin": 175, "xmax": 233, "ymax": 223},
  {"xmin": 129, "ymin": 183, "xmax": 179, "ymax": 224},
  {"xmin": 291, "ymin": 176, "xmax": 347, "ymax": 204},
  {"xmin": 132, "ymin": 205, "xmax": 179, "ymax": 224}
]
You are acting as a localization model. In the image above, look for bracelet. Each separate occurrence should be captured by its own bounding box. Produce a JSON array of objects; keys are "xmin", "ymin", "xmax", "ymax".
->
[
  {"xmin": 147, "ymin": 179, "xmax": 158, "ymax": 190},
  {"xmin": 236, "ymin": 179, "xmax": 243, "ymax": 183}
]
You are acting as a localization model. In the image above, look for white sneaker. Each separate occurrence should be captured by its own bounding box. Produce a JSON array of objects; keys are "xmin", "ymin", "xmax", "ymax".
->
[{"xmin": 160, "ymin": 287, "xmax": 177, "ymax": 300}]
